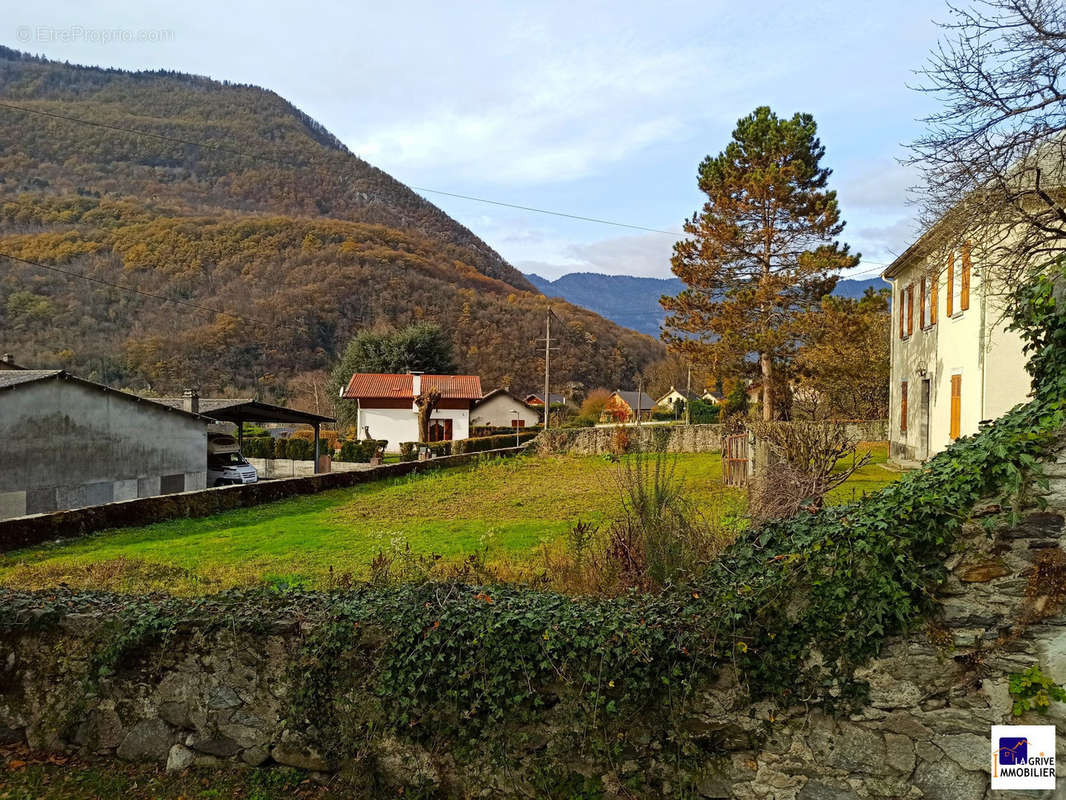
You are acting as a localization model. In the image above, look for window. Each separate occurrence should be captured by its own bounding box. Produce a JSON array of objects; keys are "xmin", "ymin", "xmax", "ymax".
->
[
  {"xmin": 511, "ymin": 419, "xmax": 525, "ymax": 428},
  {"xmin": 900, "ymin": 381, "xmax": 908, "ymax": 433},
  {"xmin": 899, "ymin": 286, "xmax": 905, "ymax": 339},
  {"xmin": 930, "ymin": 272, "xmax": 938, "ymax": 325},
  {"xmin": 950, "ymin": 374, "xmax": 962, "ymax": 439},
  {"xmin": 950, "ymin": 251, "xmax": 959, "ymax": 317},
  {"xmin": 906, "ymin": 284, "xmax": 914, "ymax": 336},
  {"xmin": 960, "ymin": 241, "xmax": 971, "ymax": 311}
]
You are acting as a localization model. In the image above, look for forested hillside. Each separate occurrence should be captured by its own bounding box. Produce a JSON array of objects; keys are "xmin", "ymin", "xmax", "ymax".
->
[{"xmin": 0, "ymin": 48, "xmax": 662, "ymax": 404}]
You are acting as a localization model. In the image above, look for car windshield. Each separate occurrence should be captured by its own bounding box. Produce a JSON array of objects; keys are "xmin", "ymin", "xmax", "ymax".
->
[{"xmin": 208, "ymin": 452, "xmax": 247, "ymax": 468}]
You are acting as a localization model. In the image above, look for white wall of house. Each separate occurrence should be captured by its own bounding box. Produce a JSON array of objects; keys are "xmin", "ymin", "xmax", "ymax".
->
[
  {"xmin": 357, "ymin": 404, "xmax": 471, "ymax": 452},
  {"xmin": 888, "ymin": 248, "xmax": 1030, "ymax": 463},
  {"xmin": 470, "ymin": 394, "xmax": 540, "ymax": 428}
]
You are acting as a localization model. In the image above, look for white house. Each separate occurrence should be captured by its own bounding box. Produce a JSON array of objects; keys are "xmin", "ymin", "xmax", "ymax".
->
[
  {"xmin": 883, "ymin": 235, "xmax": 1030, "ymax": 464},
  {"xmin": 656, "ymin": 387, "xmax": 699, "ymax": 410},
  {"xmin": 341, "ymin": 373, "xmax": 482, "ymax": 452},
  {"xmin": 470, "ymin": 388, "xmax": 540, "ymax": 430}
]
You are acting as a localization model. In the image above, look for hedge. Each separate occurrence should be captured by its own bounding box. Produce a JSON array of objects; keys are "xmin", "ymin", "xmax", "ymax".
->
[
  {"xmin": 240, "ymin": 437, "xmax": 333, "ymax": 461},
  {"xmin": 335, "ymin": 440, "xmax": 388, "ymax": 462}
]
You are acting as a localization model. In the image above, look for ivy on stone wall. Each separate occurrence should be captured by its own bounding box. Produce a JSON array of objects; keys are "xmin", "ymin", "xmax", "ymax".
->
[{"xmin": 3, "ymin": 261, "xmax": 1066, "ymax": 760}]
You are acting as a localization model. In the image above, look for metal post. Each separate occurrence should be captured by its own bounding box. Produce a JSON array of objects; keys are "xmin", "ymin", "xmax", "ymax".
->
[
  {"xmin": 237, "ymin": 419, "xmax": 244, "ymax": 451},
  {"xmin": 313, "ymin": 422, "xmax": 320, "ymax": 474},
  {"xmin": 636, "ymin": 375, "xmax": 643, "ymax": 426},
  {"xmin": 685, "ymin": 367, "xmax": 692, "ymax": 425}
]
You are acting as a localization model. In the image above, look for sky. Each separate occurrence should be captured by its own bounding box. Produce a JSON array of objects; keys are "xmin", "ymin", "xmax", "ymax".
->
[{"xmin": 8, "ymin": 0, "xmax": 946, "ymax": 282}]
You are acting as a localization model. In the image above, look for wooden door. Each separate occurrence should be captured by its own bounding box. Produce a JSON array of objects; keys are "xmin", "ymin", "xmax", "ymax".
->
[{"xmin": 950, "ymin": 375, "xmax": 962, "ymax": 440}]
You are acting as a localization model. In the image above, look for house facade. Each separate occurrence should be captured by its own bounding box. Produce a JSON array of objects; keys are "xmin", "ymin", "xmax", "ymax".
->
[
  {"xmin": 342, "ymin": 373, "xmax": 482, "ymax": 452},
  {"xmin": 656, "ymin": 387, "xmax": 698, "ymax": 410},
  {"xmin": 884, "ymin": 237, "xmax": 1029, "ymax": 463},
  {"xmin": 602, "ymin": 390, "xmax": 656, "ymax": 423},
  {"xmin": 470, "ymin": 389, "xmax": 540, "ymax": 430},
  {"xmin": 0, "ymin": 370, "xmax": 209, "ymax": 520}
]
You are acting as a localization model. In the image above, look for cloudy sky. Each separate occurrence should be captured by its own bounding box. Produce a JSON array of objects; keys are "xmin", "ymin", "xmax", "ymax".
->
[{"xmin": 9, "ymin": 0, "xmax": 944, "ymax": 281}]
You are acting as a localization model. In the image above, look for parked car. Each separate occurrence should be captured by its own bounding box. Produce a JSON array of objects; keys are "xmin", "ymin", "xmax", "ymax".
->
[{"xmin": 207, "ymin": 433, "xmax": 258, "ymax": 486}]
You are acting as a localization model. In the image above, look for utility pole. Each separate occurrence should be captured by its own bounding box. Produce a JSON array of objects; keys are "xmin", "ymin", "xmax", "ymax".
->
[
  {"xmin": 542, "ymin": 309, "xmax": 552, "ymax": 431},
  {"xmin": 636, "ymin": 373, "xmax": 643, "ymax": 427},
  {"xmin": 685, "ymin": 365, "xmax": 692, "ymax": 425}
]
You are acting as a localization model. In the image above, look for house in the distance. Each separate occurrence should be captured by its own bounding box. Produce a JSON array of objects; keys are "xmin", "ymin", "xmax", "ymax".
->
[
  {"xmin": 883, "ymin": 230, "xmax": 1029, "ymax": 463},
  {"xmin": 702, "ymin": 390, "xmax": 724, "ymax": 405},
  {"xmin": 0, "ymin": 370, "xmax": 210, "ymax": 520},
  {"xmin": 656, "ymin": 386, "xmax": 699, "ymax": 409},
  {"xmin": 602, "ymin": 390, "xmax": 656, "ymax": 423},
  {"xmin": 525, "ymin": 392, "xmax": 566, "ymax": 407},
  {"xmin": 471, "ymin": 389, "xmax": 541, "ymax": 430},
  {"xmin": 342, "ymin": 373, "xmax": 482, "ymax": 451},
  {"xmin": 0, "ymin": 353, "xmax": 25, "ymax": 371}
]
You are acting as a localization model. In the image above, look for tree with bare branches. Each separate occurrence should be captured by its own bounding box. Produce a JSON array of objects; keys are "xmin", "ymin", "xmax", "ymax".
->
[
  {"xmin": 909, "ymin": 0, "xmax": 1066, "ymax": 292},
  {"xmin": 415, "ymin": 387, "xmax": 442, "ymax": 443}
]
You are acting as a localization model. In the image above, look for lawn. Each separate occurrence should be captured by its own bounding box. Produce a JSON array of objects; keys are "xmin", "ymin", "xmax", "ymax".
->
[{"xmin": 0, "ymin": 445, "xmax": 902, "ymax": 595}]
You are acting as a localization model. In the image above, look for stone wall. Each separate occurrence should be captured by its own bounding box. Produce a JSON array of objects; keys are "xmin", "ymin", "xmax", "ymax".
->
[
  {"xmin": 2, "ymin": 492, "xmax": 1066, "ymax": 797},
  {"xmin": 0, "ymin": 446, "xmax": 524, "ymax": 553},
  {"xmin": 535, "ymin": 424, "xmax": 725, "ymax": 455},
  {"xmin": 534, "ymin": 421, "xmax": 888, "ymax": 457}
]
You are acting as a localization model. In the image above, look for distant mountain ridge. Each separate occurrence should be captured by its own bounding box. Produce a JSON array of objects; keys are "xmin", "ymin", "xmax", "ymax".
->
[{"xmin": 526, "ymin": 272, "xmax": 885, "ymax": 336}]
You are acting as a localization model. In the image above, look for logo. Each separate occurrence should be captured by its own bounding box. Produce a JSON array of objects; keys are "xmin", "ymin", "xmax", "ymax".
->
[{"xmin": 991, "ymin": 725, "xmax": 1056, "ymax": 790}]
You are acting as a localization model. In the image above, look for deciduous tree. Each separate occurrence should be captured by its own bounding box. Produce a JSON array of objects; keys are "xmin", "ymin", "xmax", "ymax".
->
[{"xmin": 662, "ymin": 107, "xmax": 859, "ymax": 420}]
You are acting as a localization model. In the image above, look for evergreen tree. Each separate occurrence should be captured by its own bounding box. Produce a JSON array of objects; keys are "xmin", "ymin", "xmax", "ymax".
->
[{"xmin": 661, "ymin": 107, "xmax": 859, "ymax": 420}]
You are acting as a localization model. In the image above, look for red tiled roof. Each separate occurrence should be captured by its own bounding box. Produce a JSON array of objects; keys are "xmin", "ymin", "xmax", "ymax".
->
[{"xmin": 343, "ymin": 374, "xmax": 482, "ymax": 400}]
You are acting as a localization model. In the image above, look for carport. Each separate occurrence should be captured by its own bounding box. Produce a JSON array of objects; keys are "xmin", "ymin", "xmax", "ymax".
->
[{"xmin": 156, "ymin": 392, "xmax": 336, "ymax": 473}]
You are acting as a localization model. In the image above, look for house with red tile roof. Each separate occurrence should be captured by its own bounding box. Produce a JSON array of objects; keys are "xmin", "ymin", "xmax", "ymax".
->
[{"xmin": 341, "ymin": 373, "xmax": 482, "ymax": 451}]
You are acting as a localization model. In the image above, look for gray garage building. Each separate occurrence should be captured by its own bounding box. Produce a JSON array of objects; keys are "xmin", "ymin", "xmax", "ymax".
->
[{"xmin": 0, "ymin": 370, "xmax": 210, "ymax": 521}]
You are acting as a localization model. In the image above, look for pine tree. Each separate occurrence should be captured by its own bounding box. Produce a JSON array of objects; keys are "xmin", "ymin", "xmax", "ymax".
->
[{"xmin": 662, "ymin": 107, "xmax": 859, "ymax": 420}]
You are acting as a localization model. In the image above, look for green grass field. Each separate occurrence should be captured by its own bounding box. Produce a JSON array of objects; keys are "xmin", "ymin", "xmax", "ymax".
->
[{"xmin": 0, "ymin": 445, "xmax": 902, "ymax": 595}]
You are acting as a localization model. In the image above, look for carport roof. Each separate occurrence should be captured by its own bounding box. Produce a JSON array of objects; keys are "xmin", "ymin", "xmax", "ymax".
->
[{"xmin": 154, "ymin": 397, "xmax": 335, "ymax": 425}]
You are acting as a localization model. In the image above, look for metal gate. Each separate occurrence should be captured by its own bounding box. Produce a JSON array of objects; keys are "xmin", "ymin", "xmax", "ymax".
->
[{"xmin": 722, "ymin": 432, "xmax": 749, "ymax": 487}]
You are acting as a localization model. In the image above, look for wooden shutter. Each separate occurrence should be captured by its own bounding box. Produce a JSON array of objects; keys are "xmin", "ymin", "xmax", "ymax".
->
[
  {"xmin": 930, "ymin": 272, "xmax": 938, "ymax": 325},
  {"xmin": 919, "ymin": 278, "xmax": 926, "ymax": 329},
  {"xmin": 961, "ymin": 241, "xmax": 971, "ymax": 311},
  {"xmin": 950, "ymin": 375, "xmax": 962, "ymax": 439},
  {"xmin": 900, "ymin": 381, "xmax": 908, "ymax": 432},
  {"xmin": 907, "ymin": 285, "xmax": 914, "ymax": 336},
  {"xmin": 946, "ymin": 252, "xmax": 955, "ymax": 317}
]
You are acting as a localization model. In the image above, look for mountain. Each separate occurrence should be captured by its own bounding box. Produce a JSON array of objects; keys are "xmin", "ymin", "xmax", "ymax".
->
[
  {"xmin": 0, "ymin": 48, "xmax": 663, "ymax": 407},
  {"xmin": 525, "ymin": 273, "xmax": 885, "ymax": 337}
]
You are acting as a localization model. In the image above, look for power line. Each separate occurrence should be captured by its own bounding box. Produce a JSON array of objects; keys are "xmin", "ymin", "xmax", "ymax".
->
[{"xmin": 0, "ymin": 101, "xmax": 683, "ymax": 237}]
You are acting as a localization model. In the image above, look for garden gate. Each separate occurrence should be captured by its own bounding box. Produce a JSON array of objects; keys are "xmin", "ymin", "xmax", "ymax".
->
[{"xmin": 722, "ymin": 431, "xmax": 749, "ymax": 487}]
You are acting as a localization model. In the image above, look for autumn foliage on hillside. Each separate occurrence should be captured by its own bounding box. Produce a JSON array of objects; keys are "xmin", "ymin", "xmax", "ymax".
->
[{"xmin": 0, "ymin": 50, "xmax": 662, "ymax": 404}]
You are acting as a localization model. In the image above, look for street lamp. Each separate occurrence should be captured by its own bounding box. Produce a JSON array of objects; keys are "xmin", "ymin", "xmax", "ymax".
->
[{"xmin": 511, "ymin": 410, "xmax": 521, "ymax": 447}]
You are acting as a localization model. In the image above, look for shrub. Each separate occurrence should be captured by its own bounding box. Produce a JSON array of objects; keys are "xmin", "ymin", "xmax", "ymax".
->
[
  {"xmin": 688, "ymin": 398, "xmax": 720, "ymax": 424},
  {"xmin": 335, "ymin": 440, "xmax": 387, "ymax": 462},
  {"xmin": 453, "ymin": 431, "xmax": 538, "ymax": 454},
  {"xmin": 241, "ymin": 436, "xmax": 274, "ymax": 459},
  {"xmin": 399, "ymin": 441, "xmax": 452, "ymax": 461}
]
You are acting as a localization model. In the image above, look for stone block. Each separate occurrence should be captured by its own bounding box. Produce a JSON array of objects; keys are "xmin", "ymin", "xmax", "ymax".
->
[
  {"xmin": 116, "ymin": 718, "xmax": 175, "ymax": 762},
  {"xmin": 0, "ymin": 491, "xmax": 26, "ymax": 520},
  {"xmin": 166, "ymin": 743, "xmax": 195, "ymax": 772}
]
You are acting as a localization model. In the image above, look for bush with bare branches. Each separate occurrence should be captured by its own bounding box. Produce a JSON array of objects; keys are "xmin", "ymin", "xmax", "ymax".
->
[{"xmin": 747, "ymin": 420, "xmax": 872, "ymax": 523}]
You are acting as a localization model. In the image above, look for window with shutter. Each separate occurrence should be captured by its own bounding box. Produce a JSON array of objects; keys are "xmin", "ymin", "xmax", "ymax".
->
[
  {"xmin": 899, "ymin": 287, "xmax": 905, "ymax": 338},
  {"xmin": 961, "ymin": 241, "xmax": 971, "ymax": 311},
  {"xmin": 947, "ymin": 252, "xmax": 955, "ymax": 317},
  {"xmin": 930, "ymin": 271, "xmax": 938, "ymax": 325},
  {"xmin": 950, "ymin": 374, "xmax": 962, "ymax": 439},
  {"xmin": 907, "ymin": 284, "xmax": 914, "ymax": 336},
  {"xmin": 901, "ymin": 381, "xmax": 908, "ymax": 433}
]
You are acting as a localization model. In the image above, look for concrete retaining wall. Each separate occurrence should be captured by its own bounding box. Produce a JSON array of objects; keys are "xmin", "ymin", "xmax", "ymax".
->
[{"xmin": 0, "ymin": 447, "xmax": 524, "ymax": 553}]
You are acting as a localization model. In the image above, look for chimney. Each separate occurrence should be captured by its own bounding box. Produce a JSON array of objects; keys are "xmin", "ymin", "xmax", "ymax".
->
[
  {"xmin": 182, "ymin": 388, "xmax": 199, "ymax": 414},
  {"xmin": 410, "ymin": 372, "xmax": 422, "ymax": 396}
]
